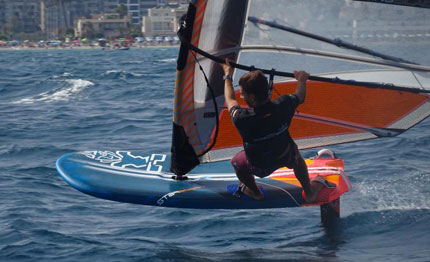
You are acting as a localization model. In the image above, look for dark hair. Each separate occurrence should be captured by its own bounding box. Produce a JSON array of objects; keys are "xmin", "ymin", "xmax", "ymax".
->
[{"xmin": 238, "ymin": 70, "xmax": 268, "ymax": 101}]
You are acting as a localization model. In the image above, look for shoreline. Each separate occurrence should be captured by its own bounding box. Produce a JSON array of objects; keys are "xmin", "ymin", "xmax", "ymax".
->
[{"xmin": 0, "ymin": 45, "xmax": 180, "ymax": 51}]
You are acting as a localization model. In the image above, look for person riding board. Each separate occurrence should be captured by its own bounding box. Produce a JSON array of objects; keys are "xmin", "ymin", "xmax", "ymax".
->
[{"xmin": 222, "ymin": 59, "xmax": 335, "ymax": 202}]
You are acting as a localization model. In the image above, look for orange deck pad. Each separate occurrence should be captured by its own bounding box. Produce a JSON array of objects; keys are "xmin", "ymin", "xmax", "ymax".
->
[{"xmin": 269, "ymin": 156, "xmax": 350, "ymax": 206}]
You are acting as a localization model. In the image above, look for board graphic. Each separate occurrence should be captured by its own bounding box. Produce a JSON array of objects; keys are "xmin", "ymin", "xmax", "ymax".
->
[{"xmin": 56, "ymin": 149, "xmax": 351, "ymax": 209}]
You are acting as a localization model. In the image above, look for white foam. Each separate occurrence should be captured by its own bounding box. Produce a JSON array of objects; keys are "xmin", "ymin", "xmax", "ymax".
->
[
  {"xmin": 103, "ymin": 70, "xmax": 143, "ymax": 77},
  {"xmin": 105, "ymin": 70, "xmax": 121, "ymax": 74},
  {"xmin": 13, "ymin": 79, "xmax": 94, "ymax": 104},
  {"xmin": 52, "ymin": 72, "xmax": 73, "ymax": 79},
  {"xmin": 159, "ymin": 58, "xmax": 176, "ymax": 63},
  {"xmin": 351, "ymin": 178, "xmax": 430, "ymax": 213}
]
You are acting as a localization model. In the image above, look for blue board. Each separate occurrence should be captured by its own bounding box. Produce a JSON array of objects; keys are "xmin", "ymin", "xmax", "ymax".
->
[{"xmin": 56, "ymin": 150, "xmax": 351, "ymax": 209}]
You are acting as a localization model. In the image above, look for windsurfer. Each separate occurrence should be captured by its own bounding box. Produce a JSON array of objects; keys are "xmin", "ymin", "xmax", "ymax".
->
[{"xmin": 222, "ymin": 59, "xmax": 335, "ymax": 202}]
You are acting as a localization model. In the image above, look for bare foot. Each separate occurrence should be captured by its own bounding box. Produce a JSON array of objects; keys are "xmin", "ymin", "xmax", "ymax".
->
[
  {"xmin": 305, "ymin": 182, "xmax": 323, "ymax": 203},
  {"xmin": 304, "ymin": 175, "xmax": 334, "ymax": 203}
]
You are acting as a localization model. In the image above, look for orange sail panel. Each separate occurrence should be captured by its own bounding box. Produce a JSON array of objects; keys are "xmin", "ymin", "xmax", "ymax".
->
[{"xmin": 210, "ymin": 80, "xmax": 429, "ymax": 154}]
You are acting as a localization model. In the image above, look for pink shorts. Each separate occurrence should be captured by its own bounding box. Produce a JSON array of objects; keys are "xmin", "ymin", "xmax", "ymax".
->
[
  {"xmin": 230, "ymin": 150, "xmax": 279, "ymax": 178},
  {"xmin": 230, "ymin": 146, "xmax": 300, "ymax": 178}
]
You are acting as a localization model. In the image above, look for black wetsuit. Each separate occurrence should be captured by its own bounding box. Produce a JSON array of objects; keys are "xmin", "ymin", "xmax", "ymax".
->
[{"xmin": 230, "ymin": 94, "xmax": 300, "ymax": 170}]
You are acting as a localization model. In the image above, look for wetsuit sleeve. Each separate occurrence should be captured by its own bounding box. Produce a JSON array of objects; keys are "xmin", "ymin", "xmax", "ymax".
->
[
  {"xmin": 286, "ymin": 94, "xmax": 300, "ymax": 108},
  {"xmin": 276, "ymin": 94, "xmax": 299, "ymax": 108},
  {"xmin": 229, "ymin": 105, "xmax": 241, "ymax": 119},
  {"xmin": 275, "ymin": 94, "xmax": 300, "ymax": 118}
]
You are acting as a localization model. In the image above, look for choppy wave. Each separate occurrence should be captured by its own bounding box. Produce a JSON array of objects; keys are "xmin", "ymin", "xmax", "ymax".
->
[
  {"xmin": 13, "ymin": 79, "xmax": 94, "ymax": 104},
  {"xmin": 102, "ymin": 70, "xmax": 144, "ymax": 79}
]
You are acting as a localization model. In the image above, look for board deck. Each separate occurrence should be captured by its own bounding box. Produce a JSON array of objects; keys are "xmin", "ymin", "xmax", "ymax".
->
[{"xmin": 56, "ymin": 150, "xmax": 351, "ymax": 209}]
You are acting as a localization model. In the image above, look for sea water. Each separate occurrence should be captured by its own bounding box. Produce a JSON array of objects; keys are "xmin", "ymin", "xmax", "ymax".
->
[{"xmin": 0, "ymin": 48, "xmax": 429, "ymax": 262}]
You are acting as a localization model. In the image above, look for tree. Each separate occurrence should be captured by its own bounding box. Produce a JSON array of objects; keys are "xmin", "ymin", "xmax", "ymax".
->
[
  {"xmin": 0, "ymin": 33, "xmax": 8, "ymax": 40},
  {"xmin": 82, "ymin": 22, "xmax": 95, "ymax": 39},
  {"xmin": 1, "ymin": 24, "xmax": 10, "ymax": 39},
  {"xmin": 129, "ymin": 25, "xmax": 142, "ymax": 38},
  {"xmin": 118, "ymin": 26, "xmax": 126, "ymax": 38},
  {"xmin": 57, "ymin": 27, "xmax": 74, "ymax": 41},
  {"xmin": 65, "ymin": 28, "xmax": 75, "ymax": 38},
  {"xmin": 116, "ymin": 4, "xmax": 128, "ymax": 18}
]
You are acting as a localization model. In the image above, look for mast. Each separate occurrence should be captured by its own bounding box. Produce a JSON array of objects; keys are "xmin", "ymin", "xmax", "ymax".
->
[{"xmin": 170, "ymin": 0, "xmax": 249, "ymax": 177}]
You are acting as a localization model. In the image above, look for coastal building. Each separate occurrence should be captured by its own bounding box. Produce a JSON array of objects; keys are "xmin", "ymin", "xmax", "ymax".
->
[
  {"xmin": 40, "ymin": 0, "xmax": 124, "ymax": 39},
  {"xmin": 140, "ymin": 1, "xmax": 159, "ymax": 17},
  {"xmin": 0, "ymin": 0, "xmax": 41, "ymax": 34},
  {"xmin": 116, "ymin": 0, "xmax": 187, "ymax": 25},
  {"xmin": 0, "ymin": 0, "xmax": 7, "ymax": 30},
  {"xmin": 39, "ymin": 0, "xmax": 159, "ymax": 37},
  {"xmin": 118, "ymin": 0, "xmax": 159, "ymax": 25},
  {"xmin": 75, "ymin": 14, "xmax": 131, "ymax": 39},
  {"xmin": 104, "ymin": 0, "xmax": 121, "ymax": 14},
  {"xmin": 158, "ymin": 0, "xmax": 189, "ymax": 5},
  {"xmin": 142, "ymin": 4, "xmax": 187, "ymax": 37},
  {"xmin": 41, "ymin": 0, "xmax": 92, "ymax": 38},
  {"xmin": 0, "ymin": 0, "xmax": 189, "ymax": 39}
]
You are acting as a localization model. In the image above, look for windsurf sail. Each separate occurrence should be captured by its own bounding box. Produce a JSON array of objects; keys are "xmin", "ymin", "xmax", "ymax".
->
[{"xmin": 170, "ymin": 0, "xmax": 430, "ymax": 177}]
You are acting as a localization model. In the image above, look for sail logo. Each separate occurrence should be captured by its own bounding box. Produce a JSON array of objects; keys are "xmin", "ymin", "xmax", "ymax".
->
[{"xmin": 80, "ymin": 151, "xmax": 166, "ymax": 172}]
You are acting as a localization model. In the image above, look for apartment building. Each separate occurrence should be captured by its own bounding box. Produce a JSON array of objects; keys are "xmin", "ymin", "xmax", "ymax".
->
[
  {"xmin": 75, "ymin": 13, "xmax": 131, "ymax": 39},
  {"xmin": 142, "ymin": 4, "xmax": 187, "ymax": 37},
  {"xmin": 118, "ymin": 0, "xmax": 158, "ymax": 25},
  {"xmin": 117, "ymin": 0, "xmax": 186, "ymax": 25},
  {"xmin": 0, "ymin": 0, "xmax": 188, "ymax": 38},
  {"xmin": 0, "ymin": 0, "xmax": 41, "ymax": 33},
  {"xmin": 40, "ymin": 0, "xmax": 123, "ymax": 38}
]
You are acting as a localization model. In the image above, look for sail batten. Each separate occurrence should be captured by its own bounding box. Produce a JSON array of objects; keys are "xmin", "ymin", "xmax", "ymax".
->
[{"xmin": 196, "ymin": 45, "xmax": 430, "ymax": 72}]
